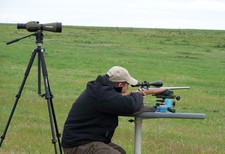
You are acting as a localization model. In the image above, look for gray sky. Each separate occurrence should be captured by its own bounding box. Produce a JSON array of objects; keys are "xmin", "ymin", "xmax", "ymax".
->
[{"xmin": 1, "ymin": 0, "xmax": 225, "ymax": 30}]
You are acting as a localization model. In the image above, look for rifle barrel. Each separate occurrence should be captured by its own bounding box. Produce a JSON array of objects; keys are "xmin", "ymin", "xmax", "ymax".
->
[
  {"xmin": 162, "ymin": 87, "xmax": 190, "ymax": 90},
  {"xmin": 148, "ymin": 87, "xmax": 190, "ymax": 90}
]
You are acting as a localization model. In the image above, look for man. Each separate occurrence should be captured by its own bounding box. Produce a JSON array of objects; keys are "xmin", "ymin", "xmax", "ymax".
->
[{"xmin": 62, "ymin": 66, "xmax": 165, "ymax": 154}]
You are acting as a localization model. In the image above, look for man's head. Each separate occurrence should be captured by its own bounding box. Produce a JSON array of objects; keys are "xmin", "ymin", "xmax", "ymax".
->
[
  {"xmin": 106, "ymin": 66, "xmax": 138, "ymax": 93},
  {"xmin": 106, "ymin": 66, "xmax": 138, "ymax": 85}
]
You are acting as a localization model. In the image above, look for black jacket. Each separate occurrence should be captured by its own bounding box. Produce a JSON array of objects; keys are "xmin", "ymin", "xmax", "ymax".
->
[{"xmin": 61, "ymin": 75, "xmax": 143, "ymax": 148}]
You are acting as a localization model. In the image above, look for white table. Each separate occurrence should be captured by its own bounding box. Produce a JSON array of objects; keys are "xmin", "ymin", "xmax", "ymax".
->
[{"xmin": 129, "ymin": 112, "xmax": 206, "ymax": 154}]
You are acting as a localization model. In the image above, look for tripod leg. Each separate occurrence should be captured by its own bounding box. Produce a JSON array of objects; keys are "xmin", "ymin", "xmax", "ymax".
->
[
  {"xmin": 0, "ymin": 49, "xmax": 37, "ymax": 147},
  {"xmin": 39, "ymin": 48, "xmax": 62, "ymax": 154},
  {"xmin": 38, "ymin": 50, "xmax": 41, "ymax": 95},
  {"xmin": 50, "ymin": 100, "xmax": 63, "ymax": 154}
]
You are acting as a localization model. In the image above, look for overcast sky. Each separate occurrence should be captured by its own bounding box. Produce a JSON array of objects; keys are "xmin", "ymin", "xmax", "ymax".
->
[{"xmin": 0, "ymin": 0, "xmax": 225, "ymax": 30}]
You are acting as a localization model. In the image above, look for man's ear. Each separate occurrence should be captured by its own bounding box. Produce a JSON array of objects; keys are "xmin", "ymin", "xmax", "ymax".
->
[{"xmin": 117, "ymin": 82, "xmax": 123, "ymax": 87}]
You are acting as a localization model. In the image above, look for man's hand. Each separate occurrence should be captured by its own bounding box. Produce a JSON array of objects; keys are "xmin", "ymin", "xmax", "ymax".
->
[{"xmin": 121, "ymin": 92, "xmax": 132, "ymax": 96}]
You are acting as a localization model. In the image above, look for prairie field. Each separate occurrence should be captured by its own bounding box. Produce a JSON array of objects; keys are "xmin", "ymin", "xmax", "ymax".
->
[{"xmin": 0, "ymin": 23, "xmax": 225, "ymax": 154}]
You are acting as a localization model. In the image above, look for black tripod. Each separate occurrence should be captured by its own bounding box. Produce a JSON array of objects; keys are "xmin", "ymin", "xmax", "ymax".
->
[{"xmin": 0, "ymin": 31, "xmax": 62, "ymax": 154}]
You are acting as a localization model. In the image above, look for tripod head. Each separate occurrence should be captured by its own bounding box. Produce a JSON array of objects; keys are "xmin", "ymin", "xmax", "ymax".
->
[{"xmin": 6, "ymin": 32, "xmax": 45, "ymax": 46}]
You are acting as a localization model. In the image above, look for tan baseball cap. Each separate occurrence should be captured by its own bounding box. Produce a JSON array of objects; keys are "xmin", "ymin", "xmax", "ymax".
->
[{"xmin": 106, "ymin": 66, "xmax": 138, "ymax": 85}]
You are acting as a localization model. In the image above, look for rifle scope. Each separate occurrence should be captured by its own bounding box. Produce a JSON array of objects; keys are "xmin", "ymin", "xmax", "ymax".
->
[{"xmin": 131, "ymin": 80, "xmax": 163, "ymax": 88}]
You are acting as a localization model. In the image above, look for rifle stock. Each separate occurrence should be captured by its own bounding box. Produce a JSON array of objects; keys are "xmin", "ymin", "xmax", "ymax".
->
[
  {"xmin": 122, "ymin": 88, "xmax": 166, "ymax": 96},
  {"xmin": 137, "ymin": 87, "xmax": 190, "ymax": 96},
  {"xmin": 142, "ymin": 88, "xmax": 165, "ymax": 95}
]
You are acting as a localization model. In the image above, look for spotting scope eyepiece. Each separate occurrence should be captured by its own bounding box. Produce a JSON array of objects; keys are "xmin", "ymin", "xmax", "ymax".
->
[{"xmin": 17, "ymin": 21, "xmax": 62, "ymax": 33}]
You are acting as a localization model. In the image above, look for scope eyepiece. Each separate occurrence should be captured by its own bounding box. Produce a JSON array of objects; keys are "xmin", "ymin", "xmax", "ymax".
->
[{"xmin": 17, "ymin": 23, "xmax": 26, "ymax": 29}]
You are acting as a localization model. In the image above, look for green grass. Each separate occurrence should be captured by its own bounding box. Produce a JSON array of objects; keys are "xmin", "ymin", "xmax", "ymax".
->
[{"xmin": 0, "ymin": 23, "xmax": 225, "ymax": 154}]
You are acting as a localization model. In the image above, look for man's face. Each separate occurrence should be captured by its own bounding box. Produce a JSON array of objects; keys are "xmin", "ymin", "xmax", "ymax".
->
[{"xmin": 120, "ymin": 83, "xmax": 129, "ymax": 94}]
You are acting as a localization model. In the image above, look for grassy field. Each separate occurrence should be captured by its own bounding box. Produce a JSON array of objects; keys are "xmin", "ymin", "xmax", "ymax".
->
[{"xmin": 0, "ymin": 23, "xmax": 225, "ymax": 154}]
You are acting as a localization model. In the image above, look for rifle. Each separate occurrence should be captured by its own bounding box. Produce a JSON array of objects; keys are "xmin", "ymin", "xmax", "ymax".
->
[{"xmin": 132, "ymin": 80, "xmax": 190, "ymax": 113}]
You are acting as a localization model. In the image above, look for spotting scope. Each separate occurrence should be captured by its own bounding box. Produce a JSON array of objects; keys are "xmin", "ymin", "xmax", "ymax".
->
[{"xmin": 17, "ymin": 21, "xmax": 62, "ymax": 33}]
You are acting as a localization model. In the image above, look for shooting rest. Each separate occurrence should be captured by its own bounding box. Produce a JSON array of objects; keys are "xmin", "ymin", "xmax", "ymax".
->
[{"xmin": 125, "ymin": 112, "xmax": 205, "ymax": 154}]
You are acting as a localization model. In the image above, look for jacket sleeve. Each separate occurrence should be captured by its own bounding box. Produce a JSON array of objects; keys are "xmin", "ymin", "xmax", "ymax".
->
[{"xmin": 97, "ymin": 88, "xmax": 144, "ymax": 115}]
